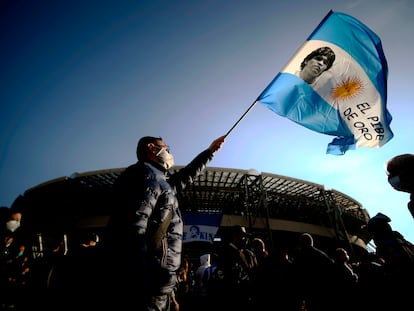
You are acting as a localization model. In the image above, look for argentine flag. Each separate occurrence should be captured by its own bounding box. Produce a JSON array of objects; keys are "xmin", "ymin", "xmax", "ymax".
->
[{"xmin": 256, "ymin": 10, "xmax": 393, "ymax": 155}]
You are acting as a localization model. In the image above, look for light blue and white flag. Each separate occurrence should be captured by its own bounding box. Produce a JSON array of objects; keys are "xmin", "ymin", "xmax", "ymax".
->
[
  {"xmin": 182, "ymin": 213, "xmax": 222, "ymax": 243},
  {"xmin": 256, "ymin": 10, "xmax": 393, "ymax": 155}
]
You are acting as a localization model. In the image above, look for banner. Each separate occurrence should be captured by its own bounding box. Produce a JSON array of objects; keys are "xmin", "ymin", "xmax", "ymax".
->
[{"xmin": 182, "ymin": 213, "xmax": 222, "ymax": 243}]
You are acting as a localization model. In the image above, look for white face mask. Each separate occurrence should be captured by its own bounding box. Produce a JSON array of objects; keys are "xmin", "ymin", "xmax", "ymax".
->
[
  {"xmin": 156, "ymin": 148, "xmax": 175, "ymax": 170},
  {"xmin": 6, "ymin": 220, "xmax": 20, "ymax": 233}
]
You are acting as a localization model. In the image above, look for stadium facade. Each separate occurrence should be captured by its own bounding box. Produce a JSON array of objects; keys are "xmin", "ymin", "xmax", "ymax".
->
[{"xmin": 11, "ymin": 166, "xmax": 372, "ymax": 260}]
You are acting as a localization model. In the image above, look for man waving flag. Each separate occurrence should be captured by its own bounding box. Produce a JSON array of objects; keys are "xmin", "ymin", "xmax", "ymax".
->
[{"xmin": 256, "ymin": 10, "xmax": 393, "ymax": 155}]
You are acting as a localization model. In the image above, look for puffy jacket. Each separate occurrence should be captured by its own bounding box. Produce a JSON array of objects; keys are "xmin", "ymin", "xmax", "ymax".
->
[{"xmin": 107, "ymin": 148, "xmax": 213, "ymax": 294}]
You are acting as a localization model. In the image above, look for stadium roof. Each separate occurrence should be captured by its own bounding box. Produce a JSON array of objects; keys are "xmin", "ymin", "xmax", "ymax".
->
[{"xmin": 12, "ymin": 166, "xmax": 371, "ymax": 244}]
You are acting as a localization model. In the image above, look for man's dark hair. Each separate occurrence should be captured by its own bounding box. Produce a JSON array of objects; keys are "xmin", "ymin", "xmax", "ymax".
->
[
  {"xmin": 387, "ymin": 154, "xmax": 414, "ymax": 178},
  {"xmin": 136, "ymin": 136, "xmax": 162, "ymax": 160},
  {"xmin": 300, "ymin": 46, "xmax": 336, "ymax": 70}
]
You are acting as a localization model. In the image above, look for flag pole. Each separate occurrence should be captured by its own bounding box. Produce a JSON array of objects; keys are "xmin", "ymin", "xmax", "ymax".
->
[{"xmin": 225, "ymin": 100, "xmax": 258, "ymax": 138}]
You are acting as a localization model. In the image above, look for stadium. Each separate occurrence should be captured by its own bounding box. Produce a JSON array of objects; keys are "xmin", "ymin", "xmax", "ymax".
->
[{"xmin": 11, "ymin": 166, "xmax": 372, "ymax": 260}]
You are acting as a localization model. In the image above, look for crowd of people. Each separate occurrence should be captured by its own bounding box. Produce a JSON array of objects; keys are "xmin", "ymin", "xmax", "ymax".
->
[
  {"xmin": 0, "ymin": 205, "xmax": 107, "ymax": 310},
  {"xmin": 1, "ymin": 133, "xmax": 413, "ymax": 311},
  {"xmin": 171, "ymin": 224, "xmax": 413, "ymax": 311},
  {"xmin": 0, "ymin": 208, "xmax": 30, "ymax": 310},
  {"xmin": 1, "ymin": 215, "xmax": 413, "ymax": 310}
]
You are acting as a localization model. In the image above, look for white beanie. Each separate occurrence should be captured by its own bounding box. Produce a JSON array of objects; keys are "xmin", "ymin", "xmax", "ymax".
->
[{"xmin": 200, "ymin": 253, "xmax": 210, "ymax": 265}]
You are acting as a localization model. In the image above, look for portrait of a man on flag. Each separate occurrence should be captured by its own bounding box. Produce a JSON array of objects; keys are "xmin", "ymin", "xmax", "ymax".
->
[{"xmin": 294, "ymin": 46, "xmax": 336, "ymax": 87}]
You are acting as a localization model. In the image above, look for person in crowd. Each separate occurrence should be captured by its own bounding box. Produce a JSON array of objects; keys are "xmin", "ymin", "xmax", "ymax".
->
[
  {"xmin": 386, "ymin": 153, "xmax": 414, "ymax": 218},
  {"xmin": 105, "ymin": 134, "xmax": 225, "ymax": 311},
  {"xmin": 174, "ymin": 255, "xmax": 192, "ymax": 311},
  {"xmin": 296, "ymin": 46, "xmax": 336, "ymax": 85},
  {"xmin": 331, "ymin": 247, "xmax": 359, "ymax": 310},
  {"xmin": 367, "ymin": 213, "xmax": 414, "ymax": 272},
  {"xmin": 251, "ymin": 238, "xmax": 268, "ymax": 260},
  {"xmin": 194, "ymin": 254, "xmax": 211, "ymax": 298},
  {"xmin": 366, "ymin": 212, "xmax": 414, "ymax": 308},
  {"xmin": 0, "ymin": 208, "xmax": 31, "ymax": 310},
  {"xmin": 353, "ymin": 251, "xmax": 386, "ymax": 309},
  {"xmin": 249, "ymin": 237, "xmax": 278, "ymax": 309},
  {"xmin": 45, "ymin": 230, "xmax": 106, "ymax": 310},
  {"xmin": 192, "ymin": 253, "xmax": 211, "ymax": 310},
  {"xmin": 207, "ymin": 225, "xmax": 257, "ymax": 311},
  {"xmin": 290, "ymin": 232, "xmax": 334, "ymax": 311}
]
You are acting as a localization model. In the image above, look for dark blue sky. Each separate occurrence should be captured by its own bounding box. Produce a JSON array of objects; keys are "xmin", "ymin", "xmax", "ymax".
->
[{"xmin": 1, "ymin": 0, "xmax": 413, "ymax": 241}]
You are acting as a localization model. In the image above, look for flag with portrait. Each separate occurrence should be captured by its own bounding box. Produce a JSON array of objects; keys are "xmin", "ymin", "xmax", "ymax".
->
[
  {"xmin": 182, "ymin": 213, "xmax": 222, "ymax": 243},
  {"xmin": 256, "ymin": 10, "xmax": 393, "ymax": 155}
]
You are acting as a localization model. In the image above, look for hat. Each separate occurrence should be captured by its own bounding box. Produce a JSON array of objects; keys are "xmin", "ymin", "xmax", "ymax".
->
[
  {"xmin": 367, "ymin": 212, "xmax": 392, "ymax": 233},
  {"xmin": 370, "ymin": 212, "xmax": 391, "ymax": 223},
  {"xmin": 200, "ymin": 254, "xmax": 210, "ymax": 265}
]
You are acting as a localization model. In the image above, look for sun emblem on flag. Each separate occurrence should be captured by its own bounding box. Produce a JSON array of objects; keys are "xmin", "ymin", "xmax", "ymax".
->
[{"xmin": 332, "ymin": 76, "xmax": 364, "ymax": 101}]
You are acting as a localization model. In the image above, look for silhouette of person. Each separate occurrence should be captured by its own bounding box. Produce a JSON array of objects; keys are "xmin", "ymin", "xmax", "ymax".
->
[
  {"xmin": 208, "ymin": 225, "xmax": 257, "ymax": 311},
  {"xmin": 386, "ymin": 153, "xmax": 414, "ymax": 218},
  {"xmin": 290, "ymin": 232, "xmax": 334, "ymax": 311},
  {"xmin": 105, "ymin": 134, "xmax": 225, "ymax": 311},
  {"xmin": 0, "ymin": 208, "xmax": 31, "ymax": 310},
  {"xmin": 194, "ymin": 253, "xmax": 211, "ymax": 309},
  {"xmin": 366, "ymin": 212, "xmax": 414, "ymax": 309},
  {"xmin": 249, "ymin": 237, "xmax": 277, "ymax": 309},
  {"xmin": 353, "ymin": 251, "xmax": 386, "ymax": 309},
  {"xmin": 331, "ymin": 247, "xmax": 359, "ymax": 310}
]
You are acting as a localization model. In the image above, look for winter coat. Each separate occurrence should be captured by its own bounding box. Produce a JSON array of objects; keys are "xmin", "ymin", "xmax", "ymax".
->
[{"xmin": 106, "ymin": 149, "xmax": 213, "ymax": 294}]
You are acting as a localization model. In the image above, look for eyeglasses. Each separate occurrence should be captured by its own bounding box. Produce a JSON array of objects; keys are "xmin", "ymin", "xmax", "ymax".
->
[{"xmin": 153, "ymin": 144, "xmax": 170, "ymax": 153}]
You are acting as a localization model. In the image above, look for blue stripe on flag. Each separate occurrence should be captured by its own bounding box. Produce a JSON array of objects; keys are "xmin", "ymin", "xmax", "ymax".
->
[
  {"xmin": 309, "ymin": 11, "xmax": 388, "ymax": 107},
  {"xmin": 258, "ymin": 72, "xmax": 352, "ymax": 138}
]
